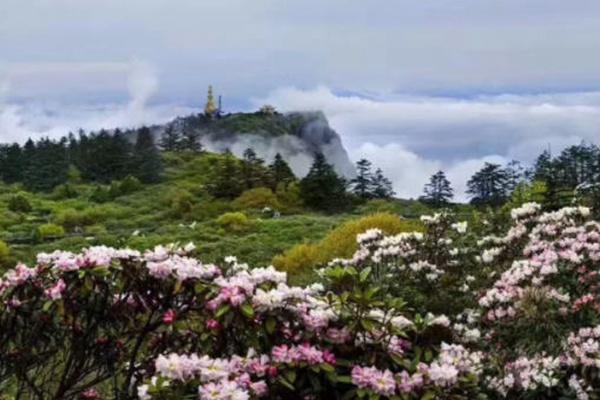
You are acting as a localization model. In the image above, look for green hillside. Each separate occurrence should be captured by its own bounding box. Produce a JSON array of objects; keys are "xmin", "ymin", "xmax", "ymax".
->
[{"xmin": 0, "ymin": 151, "xmax": 437, "ymax": 281}]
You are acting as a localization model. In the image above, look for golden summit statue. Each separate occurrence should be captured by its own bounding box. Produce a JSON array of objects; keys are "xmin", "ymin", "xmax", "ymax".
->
[{"xmin": 204, "ymin": 85, "xmax": 217, "ymax": 117}]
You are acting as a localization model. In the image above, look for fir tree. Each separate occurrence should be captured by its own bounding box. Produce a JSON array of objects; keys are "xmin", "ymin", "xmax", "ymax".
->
[
  {"xmin": 269, "ymin": 153, "xmax": 295, "ymax": 186},
  {"xmin": 371, "ymin": 168, "xmax": 395, "ymax": 199},
  {"xmin": 533, "ymin": 150, "xmax": 553, "ymax": 182},
  {"xmin": 505, "ymin": 160, "xmax": 526, "ymax": 193},
  {"xmin": 23, "ymin": 138, "xmax": 69, "ymax": 191},
  {"xmin": 300, "ymin": 153, "xmax": 349, "ymax": 212},
  {"xmin": 159, "ymin": 125, "xmax": 181, "ymax": 152},
  {"xmin": 133, "ymin": 127, "xmax": 163, "ymax": 183},
  {"xmin": 179, "ymin": 130, "xmax": 203, "ymax": 153},
  {"xmin": 209, "ymin": 151, "xmax": 243, "ymax": 199},
  {"xmin": 0, "ymin": 143, "xmax": 24, "ymax": 183},
  {"xmin": 241, "ymin": 148, "xmax": 267, "ymax": 189},
  {"xmin": 420, "ymin": 170, "xmax": 453, "ymax": 207},
  {"xmin": 351, "ymin": 158, "xmax": 373, "ymax": 199},
  {"xmin": 466, "ymin": 163, "xmax": 509, "ymax": 206}
]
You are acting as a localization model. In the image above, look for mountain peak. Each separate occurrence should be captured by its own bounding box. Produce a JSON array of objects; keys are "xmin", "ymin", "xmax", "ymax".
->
[{"xmin": 158, "ymin": 110, "xmax": 355, "ymax": 177}]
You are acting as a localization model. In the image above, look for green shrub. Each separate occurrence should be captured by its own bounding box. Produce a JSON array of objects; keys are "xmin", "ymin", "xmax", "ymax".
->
[
  {"xmin": 273, "ymin": 213, "xmax": 422, "ymax": 274},
  {"xmin": 51, "ymin": 183, "xmax": 78, "ymax": 199},
  {"xmin": 276, "ymin": 182, "xmax": 303, "ymax": 213},
  {"xmin": 119, "ymin": 175, "xmax": 143, "ymax": 195},
  {"xmin": 84, "ymin": 224, "xmax": 108, "ymax": 236},
  {"xmin": 89, "ymin": 186, "xmax": 111, "ymax": 203},
  {"xmin": 35, "ymin": 223, "xmax": 65, "ymax": 241},
  {"xmin": 0, "ymin": 240, "xmax": 10, "ymax": 264},
  {"xmin": 54, "ymin": 207, "xmax": 113, "ymax": 231},
  {"xmin": 170, "ymin": 189, "xmax": 195, "ymax": 217},
  {"xmin": 190, "ymin": 199, "xmax": 232, "ymax": 220},
  {"xmin": 233, "ymin": 187, "xmax": 280, "ymax": 210},
  {"xmin": 67, "ymin": 165, "xmax": 82, "ymax": 183},
  {"xmin": 215, "ymin": 212, "xmax": 252, "ymax": 231},
  {"xmin": 8, "ymin": 193, "xmax": 32, "ymax": 213},
  {"xmin": 272, "ymin": 242, "xmax": 321, "ymax": 275},
  {"xmin": 107, "ymin": 176, "xmax": 143, "ymax": 199}
]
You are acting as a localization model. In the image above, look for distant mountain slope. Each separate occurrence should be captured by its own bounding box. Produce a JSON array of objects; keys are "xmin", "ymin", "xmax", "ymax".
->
[{"xmin": 155, "ymin": 111, "xmax": 355, "ymax": 177}]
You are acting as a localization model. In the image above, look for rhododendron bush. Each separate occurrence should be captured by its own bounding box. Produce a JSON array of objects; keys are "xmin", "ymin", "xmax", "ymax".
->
[{"xmin": 1, "ymin": 204, "xmax": 600, "ymax": 399}]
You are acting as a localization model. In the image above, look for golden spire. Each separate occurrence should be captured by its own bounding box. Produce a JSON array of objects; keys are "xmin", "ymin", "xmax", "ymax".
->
[{"xmin": 204, "ymin": 85, "xmax": 217, "ymax": 116}]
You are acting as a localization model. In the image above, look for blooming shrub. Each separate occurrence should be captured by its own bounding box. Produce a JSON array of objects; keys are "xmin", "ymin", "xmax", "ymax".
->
[
  {"xmin": 1, "ymin": 203, "xmax": 600, "ymax": 399},
  {"xmin": 323, "ymin": 211, "xmax": 481, "ymax": 315}
]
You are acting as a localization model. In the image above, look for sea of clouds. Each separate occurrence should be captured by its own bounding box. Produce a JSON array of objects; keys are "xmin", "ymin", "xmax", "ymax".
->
[{"xmin": 2, "ymin": 65, "xmax": 600, "ymax": 201}]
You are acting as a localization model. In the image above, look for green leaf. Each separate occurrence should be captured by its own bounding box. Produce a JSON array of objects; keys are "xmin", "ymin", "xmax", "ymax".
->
[
  {"xmin": 424, "ymin": 349, "xmax": 433, "ymax": 362},
  {"xmin": 320, "ymin": 362, "xmax": 335, "ymax": 372},
  {"xmin": 359, "ymin": 267, "xmax": 372, "ymax": 282},
  {"xmin": 420, "ymin": 390, "xmax": 436, "ymax": 400},
  {"xmin": 284, "ymin": 370, "xmax": 297, "ymax": 383},
  {"xmin": 277, "ymin": 376, "xmax": 295, "ymax": 390},
  {"xmin": 241, "ymin": 304, "xmax": 254, "ymax": 318},
  {"xmin": 265, "ymin": 317, "xmax": 276, "ymax": 334},
  {"xmin": 215, "ymin": 304, "xmax": 230, "ymax": 318},
  {"xmin": 42, "ymin": 300, "xmax": 53, "ymax": 312},
  {"xmin": 360, "ymin": 318, "xmax": 375, "ymax": 331}
]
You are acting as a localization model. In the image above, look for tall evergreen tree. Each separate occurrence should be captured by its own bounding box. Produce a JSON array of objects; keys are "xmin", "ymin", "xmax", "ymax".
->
[
  {"xmin": 371, "ymin": 168, "xmax": 395, "ymax": 199},
  {"xmin": 420, "ymin": 170, "xmax": 453, "ymax": 207},
  {"xmin": 533, "ymin": 150, "xmax": 553, "ymax": 182},
  {"xmin": 133, "ymin": 127, "xmax": 163, "ymax": 183},
  {"xmin": 209, "ymin": 150, "xmax": 243, "ymax": 198},
  {"xmin": 351, "ymin": 158, "xmax": 373, "ymax": 199},
  {"xmin": 269, "ymin": 153, "xmax": 295, "ymax": 187},
  {"xmin": 505, "ymin": 160, "xmax": 526, "ymax": 193},
  {"xmin": 159, "ymin": 125, "xmax": 181, "ymax": 152},
  {"xmin": 466, "ymin": 163, "xmax": 509, "ymax": 206},
  {"xmin": 24, "ymin": 138, "xmax": 69, "ymax": 191},
  {"xmin": 241, "ymin": 148, "xmax": 267, "ymax": 189},
  {"xmin": 179, "ymin": 130, "xmax": 203, "ymax": 153},
  {"xmin": 300, "ymin": 153, "xmax": 349, "ymax": 212},
  {"xmin": 22, "ymin": 138, "xmax": 36, "ymax": 182},
  {"xmin": 0, "ymin": 143, "xmax": 24, "ymax": 183}
]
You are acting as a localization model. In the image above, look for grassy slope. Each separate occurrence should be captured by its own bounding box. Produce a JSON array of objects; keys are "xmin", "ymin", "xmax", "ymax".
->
[
  {"xmin": 0, "ymin": 151, "xmax": 468, "ymax": 275},
  {"xmin": 0, "ymin": 152, "xmax": 351, "ymax": 269}
]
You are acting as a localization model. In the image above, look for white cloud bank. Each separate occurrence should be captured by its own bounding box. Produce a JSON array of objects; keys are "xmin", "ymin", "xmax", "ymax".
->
[
  {"xmin": 256, "ymin": 87, "xmax": 600, "ymax": 201},
  {"xmin": 0, "ymin": 61, "xmax": 195, "ymax": 143},
  {"xmin": 3, "ymin": 79, "xmax": 600, "ymax": 201}
]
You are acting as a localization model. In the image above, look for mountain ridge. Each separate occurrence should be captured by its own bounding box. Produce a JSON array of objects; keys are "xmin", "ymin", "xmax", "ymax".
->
[{"xmin": 152, "ymin": 110, "xmax": 356, "ymax": 178}]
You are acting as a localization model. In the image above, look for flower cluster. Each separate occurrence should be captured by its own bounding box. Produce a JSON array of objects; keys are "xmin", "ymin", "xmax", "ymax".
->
[
  {"xmin": 487, "ymin": 355, "xmax": 561, "ymax": 395},
  {"xmin": 351, "ymin": 343, "xmax": 482, "ymax": 397},
  {"xmin": 142, "ymin": 351, "xmax": 271, "ymax": 400}
]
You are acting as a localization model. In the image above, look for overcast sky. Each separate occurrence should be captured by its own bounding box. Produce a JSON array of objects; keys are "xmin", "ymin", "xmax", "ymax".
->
[{"xmin": 2, "ymin": 0, "xmax": 600, "ymax": 199}]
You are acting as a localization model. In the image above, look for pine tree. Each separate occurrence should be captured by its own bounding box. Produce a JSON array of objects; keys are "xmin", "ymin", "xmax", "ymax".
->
[
  {"xmin": 159, "ymin": 125, "xmax": 181, "ymax": 152},
  {"xmin": 269, "ymin": 153, "xmax": 295, "ymax": 187},
  {"xmin": 23, "ymin": 138, "xmax": 69, "ymax": 191},
  {"xmin": 533, "ymin": 150, "xmax": 553, "ymax": 182},
  {"xmin": 110, "ymin": 129, "xmax": 134, "ymax": 180},
  {"xmin": 0, "ymin": 143, "xmax": 24, "ymax": 183},
  {"xmin": 209, "ymin": 151, "xmax": 243, "ymax": 198},
  {"xmin": 351, "ymin": 158, "xmax": 373, "ymax": 199},
  {"xmin": 371, "ymin": 168, "xmax": 395, "ymax": 199},
  {"xmin": 505, "ymin": 160, "xmax": 525, "ymax": 193},
  {"xmin": 179, "ymin": 130, "xmax": 203, "ymax": 153},
  {"xmin": 420, "ymin": 170, "xmax": 453, "ymax": 207},
  {"xmin": 21, "ymin": 138, "xmax": 36, "ymax": 184},
  {"xmin": 133, "ymin": 127, "xmax": 163, "ymax": 183},
  {"xmin": 241, "ymin": 148, "xmax": 267, "ymax": 189},
  {"xmin": 466, "ymin": 163, "xmax": 509, "ymax": 206},
  {"xmin": 300, "ymin": 153, "xmax": 349, "ymax": 212}
]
